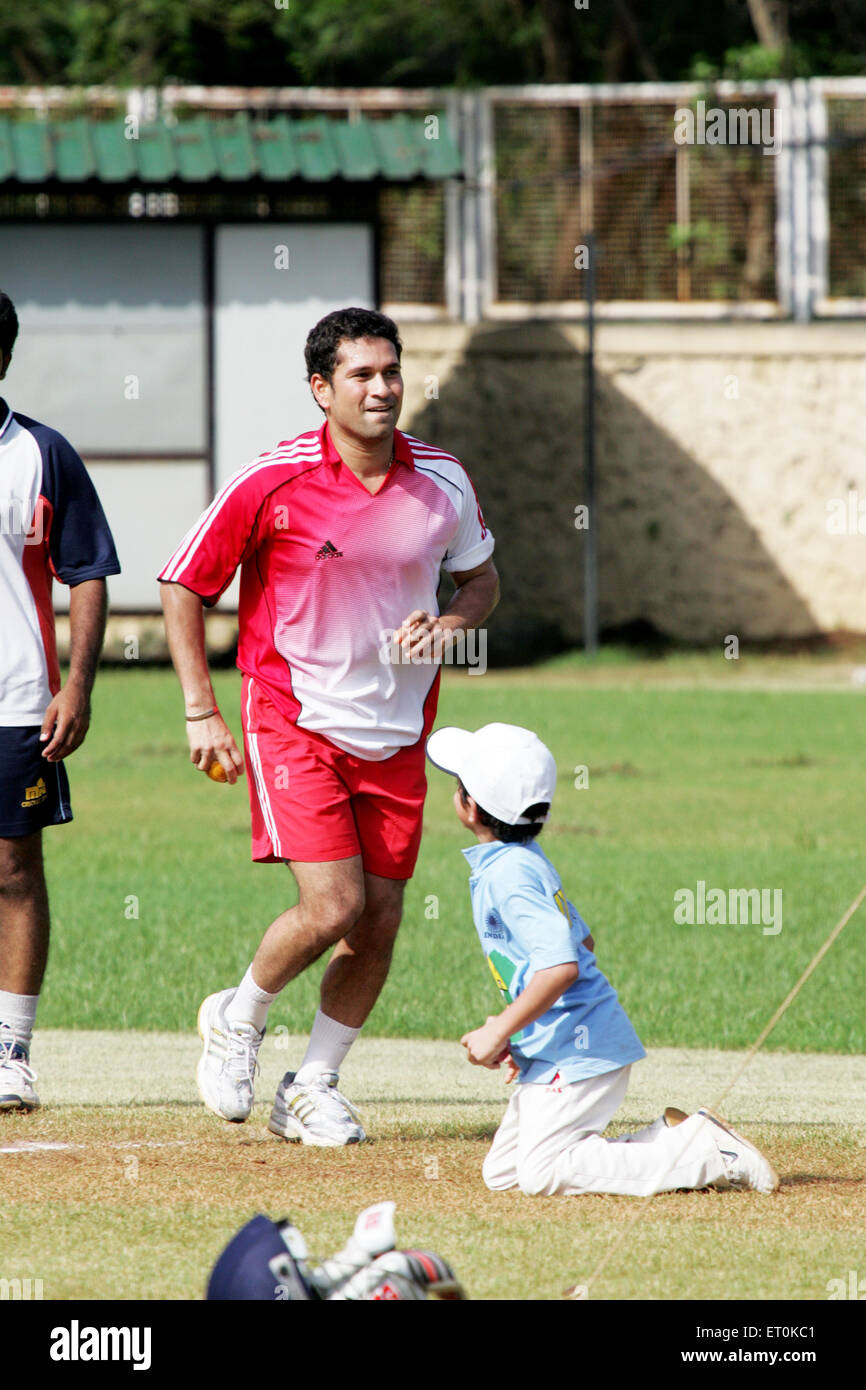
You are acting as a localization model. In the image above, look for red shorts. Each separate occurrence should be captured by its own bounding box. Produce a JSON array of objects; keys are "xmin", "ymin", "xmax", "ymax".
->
[{"xmin": 241, "ymin": 680, "xmax": 428, "ymax": 879}]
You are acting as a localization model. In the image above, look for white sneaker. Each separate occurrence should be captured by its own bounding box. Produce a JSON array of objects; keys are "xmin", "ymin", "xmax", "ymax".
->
[
  {"xmin": 196, "ymin": 989, "xmax": 263, "ymax": 1123},
  {"xmin": 0, "ymin": 1029, "xmax": 40, "ymax": 1112},
  {"xmin": 698, "ymin": 1107, "xmax": 780, "ymax": 1195},
  {"xmin": 269, "ymin": 1070, "xmax": 366, "ymax": 1146}
]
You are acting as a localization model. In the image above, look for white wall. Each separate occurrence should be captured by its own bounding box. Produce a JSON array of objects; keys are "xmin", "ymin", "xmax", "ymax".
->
[
  {"xmin": 214, "ymin": 223, "xmax": 374, "ymax": 486},
  {"xmin": 53, "ymin": 460, "xmax": 210, "ymax": 614},
  {"xmin": 1, "ymin": 219, "xmax": 375, "ymax": 609},
  {"xmin": 0, "ymin": 224, "xmax": 206, "ymax": 452}
]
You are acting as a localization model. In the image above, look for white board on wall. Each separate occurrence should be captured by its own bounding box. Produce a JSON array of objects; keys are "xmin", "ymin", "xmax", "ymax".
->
[
  {"xmin": 0, "ymin": 224, "xmax": 206, "ymax": 453},
  {"xmin": 214, "ymin": 223, "xmax": 374, "ymax": 488},
  {"xmin": 52, "ymin": 461, "xmax": 210, "ymax": 612}
]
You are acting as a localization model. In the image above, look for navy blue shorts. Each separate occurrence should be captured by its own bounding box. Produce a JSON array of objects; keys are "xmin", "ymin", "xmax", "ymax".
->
[{"xmin": 0, "ymin": 727, "xmax": 73, "ymax": 838}]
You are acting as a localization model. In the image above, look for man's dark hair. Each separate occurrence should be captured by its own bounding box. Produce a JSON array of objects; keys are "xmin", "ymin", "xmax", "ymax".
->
[
  {"xmin": 304, "ymin": 307, "xmax": 402, "ymax": 386},
  {"xmin": 457, "ymin": 779, "xmax": 549, "ymax": 845},
  {"xmin": 0, "ymin": 291, "xmax": 19, "ymax": 359}
]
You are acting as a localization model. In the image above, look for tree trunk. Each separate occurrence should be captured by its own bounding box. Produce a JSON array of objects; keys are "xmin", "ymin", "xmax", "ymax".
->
[
  {"xmin": 536, "ymin": 0, "xmax": 571, "ymax": 83},
  {"xmin": 746, "ymin": 0, "xmax": 789, "ymax": 49},
  {"xmin": 610, "ymin": 0, "xmax": 660, "ymax": 81}
]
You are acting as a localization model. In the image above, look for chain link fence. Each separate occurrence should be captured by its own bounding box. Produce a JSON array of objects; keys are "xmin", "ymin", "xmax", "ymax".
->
[
  {"xmin": 826, "ymin": 93, "xmax": 866, "ymax": 300},
  {"xmin": 359, "ymin": 81, "xmax": 866, "ymax": 315},
  {"xmin": 1, "ymin": 82, "xmax": 864, "ymax": 316},
  {"xmin": 491, "ymin": 89, "xmax": 780, "ymax": 309},
  {"xmin": 378, "ymin": 182, "xmax": 445, "ymax": 305}
]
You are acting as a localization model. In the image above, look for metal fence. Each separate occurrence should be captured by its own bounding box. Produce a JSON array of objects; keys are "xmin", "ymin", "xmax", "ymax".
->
[
  {"xmin": 450, "ymin": 79, "xmax": 866, "ymax": 323},
  {"xmin": 825, "ymin": 83, "xmax": 866, "ymax": 303},
  {"xmin": 2, "ymin": 80, "xmax": 865, "ymax": 320},
  {"xmin": 489, "ymin": 97, "xmax": 779, "ymax": 306}
]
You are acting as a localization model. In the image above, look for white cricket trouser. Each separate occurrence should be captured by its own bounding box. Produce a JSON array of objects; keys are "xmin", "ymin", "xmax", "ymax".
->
[{"xmin": 482, "ymin": 1065, "xmax": 728, "ymax": 1197}]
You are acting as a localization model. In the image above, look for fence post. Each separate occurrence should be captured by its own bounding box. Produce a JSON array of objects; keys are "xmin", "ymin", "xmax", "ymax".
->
[
  {"xmin": 775, "ymin": 80, "xmax": 814, "ymax": 321},
  {"xmin": 774, "ymin": 82, "xmax": 794, "ymax": 316},
  {"xmin": 459, "ymin": 92, "xmax": 482, "ymax": 323},
  {"xmin": 583, "ymin": 230, "xmax": 598, "ymax": 656},
  {"xmin": 791, "ymin": 78, "xmax": 812, "ymax": 322},
  {"xmin": 807, "ymin": 78, "xmax": 829, "ymax": 314},
  {"xmin": 478, "ymin": 91, "xmax": 497, "ymax": 316},
  {"xmin": 445, "ymin": 91, "xmax": 463, "ymax": 321}
]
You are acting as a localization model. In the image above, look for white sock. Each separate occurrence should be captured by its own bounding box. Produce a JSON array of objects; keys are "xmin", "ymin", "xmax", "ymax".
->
[
  {"xmin": 0, "ymin": 990, "xmax": 39, "ymax": 1051},
  {"xmin": 224, "ymin": 967, "xmax": 277, "ymax": 1034},
  {"xmin": 295, "ymin": 1010, "xmax": 361, "ymax": 1084}
]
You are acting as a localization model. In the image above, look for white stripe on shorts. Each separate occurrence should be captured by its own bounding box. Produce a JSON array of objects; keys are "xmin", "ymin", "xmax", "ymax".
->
[{"xmin": 245, "ymin": 679, "xmax": 282, "ymax": 859}]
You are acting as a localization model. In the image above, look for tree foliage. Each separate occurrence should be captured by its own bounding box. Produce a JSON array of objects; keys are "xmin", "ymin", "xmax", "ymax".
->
[{"xmin": 0, "ymin": 0, "xmax": 863, "ymax": 88}]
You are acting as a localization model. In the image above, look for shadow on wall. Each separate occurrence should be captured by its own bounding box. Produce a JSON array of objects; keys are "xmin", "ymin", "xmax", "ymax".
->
[{"xmin": 404, "ymin": 322, "xmax": 816, "ymax": 666}]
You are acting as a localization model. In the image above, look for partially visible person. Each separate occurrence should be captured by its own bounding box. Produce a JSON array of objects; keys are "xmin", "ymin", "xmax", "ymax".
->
[
  {"xmin": 0, "ymin": 289, "xmax": 120, "ymax": 1110},
  {"xmin": 426, "ymin": 721, "xmax": 779, "ymax": 1198},
  {"xmin": 159, "ymin": 307, "xmax": 498, "ymax": 1145}
]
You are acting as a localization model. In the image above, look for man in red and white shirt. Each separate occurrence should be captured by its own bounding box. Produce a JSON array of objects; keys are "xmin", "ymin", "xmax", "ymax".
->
[{"xmin": 160, "ymin": 307, "xmax": 498, "ymax": 1145}]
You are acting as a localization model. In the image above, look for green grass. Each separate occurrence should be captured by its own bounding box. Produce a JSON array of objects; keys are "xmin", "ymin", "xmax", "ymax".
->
[
  {"xmin": 2, "ymin": 1187, "xmax": 853, "ymax": 1302},
  {"xmin": 40, "ymin": 661, "xmax": 866, "ymax": 1050}
]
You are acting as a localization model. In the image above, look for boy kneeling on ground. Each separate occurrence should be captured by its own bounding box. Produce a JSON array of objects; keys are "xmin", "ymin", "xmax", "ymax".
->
[{"xmin": 426, "ymin": 723, "xmax": 778, "ymax": 1198}]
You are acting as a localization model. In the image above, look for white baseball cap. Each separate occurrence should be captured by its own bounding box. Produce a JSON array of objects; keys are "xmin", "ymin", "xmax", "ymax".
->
[{"xmin": 426, "ymin": 723, "xmax": 557, "ymax": 825}]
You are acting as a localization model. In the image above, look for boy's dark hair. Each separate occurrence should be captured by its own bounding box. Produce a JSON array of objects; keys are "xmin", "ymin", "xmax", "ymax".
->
[
  {"xmin": 457, "ymin": 779, "xmax": 549, "ymax": 844},
  {"xmin": 304, "ymin": 307, "xmax": 402, "ymax": 386},
  {"xmin": 0, "ymin": 291, "xmax": 19, "ymax": 359}
]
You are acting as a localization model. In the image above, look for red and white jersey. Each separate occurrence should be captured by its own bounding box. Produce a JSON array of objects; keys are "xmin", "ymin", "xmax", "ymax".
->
[
  {"xmin": 159, "ymin": 423, "xmax": 494, "ymax": 760},
  {"xmin": 0, "ymin": 399, "xmax": 120, "ymax": 727}
]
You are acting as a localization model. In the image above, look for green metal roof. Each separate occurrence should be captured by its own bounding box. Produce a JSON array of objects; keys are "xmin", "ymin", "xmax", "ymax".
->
[{"xmin": 0, "ymin": 111, "xmax": 462, "ymax": 184}]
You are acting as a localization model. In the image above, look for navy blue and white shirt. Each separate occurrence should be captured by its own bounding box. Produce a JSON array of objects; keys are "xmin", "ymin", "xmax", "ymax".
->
[
  {"xmin": 462, "ymin": 839, "xmax": 646, "ymax": 1084},
  {"xmin": 0, "ymin": 399, "xmax": 120, "ymax": 726}
]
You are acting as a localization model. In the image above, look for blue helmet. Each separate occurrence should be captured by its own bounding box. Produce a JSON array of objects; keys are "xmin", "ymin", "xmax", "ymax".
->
[
  {"xmin": 207, "ymin": 1215, "xmax": 320, "ymax": 1302},
  {"xmin": 207, "ymin": 1203, "xmax": 466, "ymax": 1301}
]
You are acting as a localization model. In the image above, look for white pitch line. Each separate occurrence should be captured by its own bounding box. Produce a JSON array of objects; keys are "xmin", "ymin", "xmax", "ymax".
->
[
  {"xmin": 0, "ymin": 1140, "xmax": 73, "ymax": 1154},
  {"xmin": 0, "ymin": 1139, "xmax": 191, "ymax": 1155}
]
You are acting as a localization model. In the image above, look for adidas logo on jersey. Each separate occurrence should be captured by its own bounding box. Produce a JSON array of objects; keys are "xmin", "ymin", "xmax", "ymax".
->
[{"xmin": 315, "ymin": 540, "xmax": 343, "ymax": 560}]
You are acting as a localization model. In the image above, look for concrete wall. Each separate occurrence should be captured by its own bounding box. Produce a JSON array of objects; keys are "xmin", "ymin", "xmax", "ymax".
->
[{"xmin": 397, "ymin": 321, "xmax": 866, "ymax": 655}]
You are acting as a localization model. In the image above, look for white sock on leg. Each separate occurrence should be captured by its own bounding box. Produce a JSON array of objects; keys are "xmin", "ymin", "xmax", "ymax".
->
[
  {"xmin": 224, "ymin": 967, "xmax": 277, "ymax": 1034},
  {"xmin": 0, "ymin": 990, "xmax": 39, "ymax": 1052},
  {"xmin": 295, "ymin": 1009, "xmax": 360, "ymax": 1085}
]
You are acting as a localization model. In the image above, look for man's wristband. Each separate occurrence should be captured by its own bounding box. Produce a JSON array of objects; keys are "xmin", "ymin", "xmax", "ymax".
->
[{"xmin": 185, "ymin": 707, "xmax": 218, "ymax": 722}]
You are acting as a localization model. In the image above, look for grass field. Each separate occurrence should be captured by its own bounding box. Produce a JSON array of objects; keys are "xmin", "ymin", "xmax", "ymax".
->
[
  {"xmin": 4, "ymin": 651, "xmax": 866, "ymax": 1304},
  {"xmin": 3, "ymin": 1033, "xmax": 865, "ymax": 1301},
  {"xmin": 41, "ymin": 656, "xmax": 866, "ymax": 1050}
]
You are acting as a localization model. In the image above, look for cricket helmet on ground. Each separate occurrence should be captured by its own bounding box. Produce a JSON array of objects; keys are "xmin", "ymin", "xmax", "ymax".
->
[
  {"xmin": 206, "ymin": 1204, "xmax": 467, "ymax": 1300},
  {"xmin": 207, "ymin": 1214, "xmax": 320, "ymax": 1301}
]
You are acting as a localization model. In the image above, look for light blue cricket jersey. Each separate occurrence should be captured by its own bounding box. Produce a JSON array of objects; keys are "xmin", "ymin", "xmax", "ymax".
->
[{"xmin": 462, "ymin": 839, "xmax": 646, "ymax": 1085}]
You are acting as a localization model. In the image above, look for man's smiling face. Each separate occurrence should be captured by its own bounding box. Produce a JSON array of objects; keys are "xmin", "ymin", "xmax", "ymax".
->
[{"xmin": 311, "ymin": 335, "xmax": 403, "ymax": 445}]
